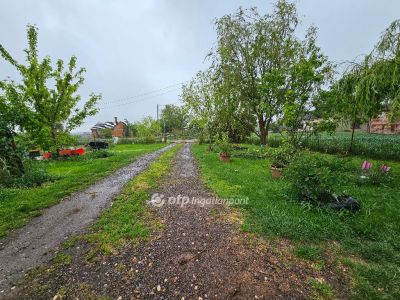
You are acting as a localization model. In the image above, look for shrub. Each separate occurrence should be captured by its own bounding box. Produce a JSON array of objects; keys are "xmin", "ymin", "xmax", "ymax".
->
[
  {"xmin": 215, "ymin": 132, "xmax": 232, "ymax": 155},
  {"xmin": 0, "ymin": 160, "xmax": 59, "ymax": 188},
  {"xmin": 267, "ymin": 143, "xmax": 297, "ymax": 168},
  {"xmin": 285, "ymin": 154, "xmax": 336, "ymax": 203}
]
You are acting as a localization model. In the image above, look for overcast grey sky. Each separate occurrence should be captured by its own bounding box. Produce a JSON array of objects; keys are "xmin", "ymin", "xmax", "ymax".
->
[{"xmin": 1, "ymin": 0, "xmax": 399, "ymax": 132}]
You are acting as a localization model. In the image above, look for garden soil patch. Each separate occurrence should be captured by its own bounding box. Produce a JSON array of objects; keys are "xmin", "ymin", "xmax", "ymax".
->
[{"xmin": 5, "ymin": 144, "xmax": 348, "ymax": 299}]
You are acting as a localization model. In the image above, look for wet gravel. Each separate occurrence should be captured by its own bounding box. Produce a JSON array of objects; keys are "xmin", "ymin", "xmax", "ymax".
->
[
  {"xmin": 0, "ymin": 144, "xmax": 174, "ymax": 293},
  {"xmin": 5, "ymin": 144, "xmax": 348, "ymax": 299}
]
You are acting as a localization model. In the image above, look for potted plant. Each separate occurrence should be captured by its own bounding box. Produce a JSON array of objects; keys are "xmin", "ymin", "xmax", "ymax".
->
[{"xmin": 215, "ymin": 132, "xmax": 232, "ymax": 162}]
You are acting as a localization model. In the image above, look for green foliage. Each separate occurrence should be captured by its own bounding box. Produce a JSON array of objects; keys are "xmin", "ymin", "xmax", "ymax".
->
[
  {"xmin": 0, "ymin": 160, "xmax": 58, "ymax": 188},
  {"xmin": 309, "ymin": 278, "xmax": 335, "ymax": 299},
  {"xmin": 0, "ymin": 24, "xmax": 100, "ymax": 151},
  {"xmin": 284, "ymin": 153, "xmax": 338, "ymax": 203},
  {"xmin": 160, "ymin": 104, "xmax": 187, "ymax": 133},
  {"xmin": 0, "ymin": 81, "xmax": 28, "ymax": 175},
  {"xmin": 214, "ymin": 132, "xmax": 232, "ymax": 155},
  {"xmin": 132, "ymin": 116, "xmax": 161, "ymax": 143},
  {"xmin": 372, "ymin": 20, "xmax": 400, "ymax": 121},
  {"xmin": 266, "ymin": 132, "xmax": 400, "ymax": 161},
  {"xmin": 98, "ymin": 128, "xmax": 112, "ymax": 139},
  {"xmin": 357, "ymin": 167, "xmax": 394, "ymax": 187},
  {"xmin": 267, "ymin": 143, "xmax": 297, "ymax": 168},
  {"xmin": 294, "ymin": 245, "xmax": 322, "ymax": 261},
  {"xmin": 183, "ymin": 1, "xmax": 332, "ymax": 145},
  {"xmin": 306, "ymin": 133, "xmax": 400, "ymax": 160}
]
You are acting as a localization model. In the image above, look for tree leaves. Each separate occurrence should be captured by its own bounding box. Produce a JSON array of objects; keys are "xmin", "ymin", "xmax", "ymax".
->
[{"xmin": 0, "ymin": 24, "xmax": 101, "ymax": 151}]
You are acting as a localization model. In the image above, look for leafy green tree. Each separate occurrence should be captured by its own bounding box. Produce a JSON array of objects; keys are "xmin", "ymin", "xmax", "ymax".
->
[
  {"xmin": 134, "ymin": 116, "xmax": 161, "ymax": 142},
  {"xmin": 332, "ymin": 61, "xmax": 375, "ymax": 152},
  {"xmin": 0, "ymin": 81, "xmax": 29, "ymax": 174},
  {"xmin": 160, "ymin": 104, "xmax": 187, "ymax": 133},
  {"xmin": 182, "ymin": 68, "xmax": 255, "ymax": 144},
  {"xmin": 280, "ymin": 27, "xmax": 333, "ymax": 145},
  {"xmin": 0, "ymin": 25, "xmax": 100, "ymax": 151},
  {"xmin": 210, "ymin": 0, "xmax": 330, "ymax": 145},
  {"xmin": 182, "ymin": 70, "xmax": 219, "ymax": 145},
  {"xmin": 371, "ymin": 20, "xmax": 400, "ymax": 120}
]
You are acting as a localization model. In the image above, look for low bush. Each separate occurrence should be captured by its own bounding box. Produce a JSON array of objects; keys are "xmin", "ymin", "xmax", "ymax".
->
[
  {"xmin": 267, "ymin": 143, "xmax": 297, "ymax": 168},
  {"xmin": 285, "ymin": 154, "xmax": 336, "ymax": 203},
  {"xmin": 0, "ymin": 160, "xmax": 59, "ymax": 188},
  {"xmin": 285, "ymin": 153, "xmax": 360, "ymax": 211}
]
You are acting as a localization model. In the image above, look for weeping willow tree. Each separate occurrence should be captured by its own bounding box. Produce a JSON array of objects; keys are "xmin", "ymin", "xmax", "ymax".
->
[
  {"xmin": 334, "ymin": 19, "xmax": 400, "ymax": 152},
  {"xmin": 372, "ymin": 20, "xmax": 400, "ymax": 120},
  {"xmin": 334, "ymin": 59, "xmax": 377, "ymax": 152}
]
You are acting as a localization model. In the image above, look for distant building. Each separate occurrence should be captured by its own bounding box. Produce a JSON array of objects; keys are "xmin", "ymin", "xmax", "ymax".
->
[
  {"xmin": 369, "ymin": 113, "xmax": 400, "ymax": 134},
  {"xmin": 91, "ymin": 117, "xmax": 130, "ymax": 138}
]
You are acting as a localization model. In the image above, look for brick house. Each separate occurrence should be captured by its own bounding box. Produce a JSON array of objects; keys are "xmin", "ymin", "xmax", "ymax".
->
[
  {"xmin": 369, "ymin": 113, "xmax": 400, "ymax": 134},
  {"xmin": 91, "ymin": 117, "xmax": 130, "ymax": 138}
]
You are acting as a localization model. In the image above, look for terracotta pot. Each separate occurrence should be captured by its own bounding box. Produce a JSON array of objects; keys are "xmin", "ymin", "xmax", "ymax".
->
[
  {"xmin": 219, "ymin": 153, "xmax": 231, "ymax": 162},
  {"xmin": 270, "ymin": 166, "xmax": 283, "ymax": 178}
]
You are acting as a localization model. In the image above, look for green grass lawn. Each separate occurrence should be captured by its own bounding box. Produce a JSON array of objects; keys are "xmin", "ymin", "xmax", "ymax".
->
[
  {"xmin": 192, "ymin": 144, "xmax": 400, "ymax": 299},
  {"xmin": 0, "ymin": 143, "xmax": 165, "ymax": 238}
]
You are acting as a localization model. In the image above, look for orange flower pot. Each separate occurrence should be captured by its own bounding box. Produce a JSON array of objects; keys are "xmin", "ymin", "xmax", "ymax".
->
[
  {"xmin": 219, "ymin": 153, "xmax": 231, "ymax": 162},
  {"xmin": 270, "ymin": 166, "xmax": 283, "ymax": 178}
]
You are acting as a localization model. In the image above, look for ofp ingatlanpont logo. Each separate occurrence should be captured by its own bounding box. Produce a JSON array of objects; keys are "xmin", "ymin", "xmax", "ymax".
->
[
  {"xmin": 149, "ymin": 193, "xmax": 165, "ymax": 207},
  {"xmin": 149, "ymin": 193, "xmax": 248, "ymax": 207}
]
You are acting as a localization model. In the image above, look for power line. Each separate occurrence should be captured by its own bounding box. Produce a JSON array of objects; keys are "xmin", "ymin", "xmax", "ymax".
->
[
  {"xmin": 99, "ymin": 82, "xmax": 185, "ymax": 105},
  {"xmin": 99, "ymin": 87, "xmax": 181, "ymax": 109}
]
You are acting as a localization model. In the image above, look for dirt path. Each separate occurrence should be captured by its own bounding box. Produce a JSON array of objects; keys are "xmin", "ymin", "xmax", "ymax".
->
[
  {"xmin": 0, "ymin": 144, "xmax": 175, "ymax": 292},
  {"xmin": 6, "ymin": 144, "xmax": 346, "ymax": 299}
]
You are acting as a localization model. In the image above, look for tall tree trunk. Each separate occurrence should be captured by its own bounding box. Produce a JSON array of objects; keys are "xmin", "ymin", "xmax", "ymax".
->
[
  {"xmin": 258, "ymin": 116, "xmax": 267, "ymax": 146},
  {"xmin": 349, "ymin": 121, "xmax": 356, "ymax": 153},
  {"xmin": 51, "ymin": 127, "xmax": 59, "ymax": 152},
  {"xmin": 7, "ymin": 129, "xmax": 24, "ymax": 175},
  {"xmin": 367, "ymin": 118, "xmax": 371, "ymax": 134}
]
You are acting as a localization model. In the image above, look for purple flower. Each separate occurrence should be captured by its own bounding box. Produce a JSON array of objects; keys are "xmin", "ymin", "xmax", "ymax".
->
[{"xmin": 380, "ymin": 165, "xmax": 391, "ymax": 173}]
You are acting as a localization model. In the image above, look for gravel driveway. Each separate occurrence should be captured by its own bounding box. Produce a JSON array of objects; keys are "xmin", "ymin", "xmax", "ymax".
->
[
  {"xmin": 0, "ymin": 144, "xmax": 174, "ymax": 292},
  {"xmin": 4, "ymin": 144, "xmax": 347, "ymax": 299}
]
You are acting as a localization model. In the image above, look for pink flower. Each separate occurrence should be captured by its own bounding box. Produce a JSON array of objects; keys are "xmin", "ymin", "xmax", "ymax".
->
[
  {"xmin": 380, "ymin": 165, "xmax": 391, "ymax": 173},
  {"xmin": 361, "ymin": 160, "xmax": 373, "ymax": 170},
  {"xmin": 361, "ymin": 160, "xmax": 373, "ymax": 176}
]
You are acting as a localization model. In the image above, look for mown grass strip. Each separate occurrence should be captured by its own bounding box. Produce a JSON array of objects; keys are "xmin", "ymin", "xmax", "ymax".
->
[
  {"xmin": 0, "ymin": 143, "xmax": 165, "ymax": 238},
  {"xmin": 82, "ymin": 144, "xmax": 181, "ymax": 258}
]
